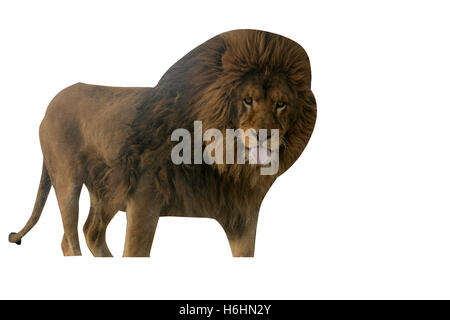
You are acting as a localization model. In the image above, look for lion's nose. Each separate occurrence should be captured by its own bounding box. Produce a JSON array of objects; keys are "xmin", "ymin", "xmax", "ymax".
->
[{"xmin": 254, "ymin": 130, "xmax": 271, "ymax": 142}]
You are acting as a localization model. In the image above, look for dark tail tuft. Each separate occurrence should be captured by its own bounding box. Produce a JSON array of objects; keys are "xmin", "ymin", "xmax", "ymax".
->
[{"xmin": 8, "ymin": 232, "xmax": 21, "ymax": 245}]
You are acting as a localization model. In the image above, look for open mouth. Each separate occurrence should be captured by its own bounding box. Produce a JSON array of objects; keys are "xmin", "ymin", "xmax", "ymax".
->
[{"xmin": 247, "ymin": 146, "xmax": 278, "ymax": 166}]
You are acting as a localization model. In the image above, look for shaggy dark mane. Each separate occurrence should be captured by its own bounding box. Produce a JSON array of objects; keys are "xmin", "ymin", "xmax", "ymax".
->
[{"xmin": 117, "ymin": 29, "xmax": 315, "ymax": 197}]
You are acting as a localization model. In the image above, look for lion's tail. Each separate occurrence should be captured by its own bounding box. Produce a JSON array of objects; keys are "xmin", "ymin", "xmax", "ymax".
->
[{"xmin": 9, "ymin": 161, "xmax": 52, "ymax": 245}]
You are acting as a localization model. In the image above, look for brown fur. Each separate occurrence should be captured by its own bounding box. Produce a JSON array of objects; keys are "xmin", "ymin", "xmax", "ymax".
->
[{"xmin": 9, "ymin": 29, "xmax": 316, "ymax": 257}]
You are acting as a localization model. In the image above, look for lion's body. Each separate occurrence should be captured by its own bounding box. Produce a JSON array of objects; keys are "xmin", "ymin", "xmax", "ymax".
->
[
  {"xmin": 9, "ymin": 30, "xmax": 317, "ymax": 257},
  {"xmin": 41, "ymin": 83, "xmax": 148, "ymax": 208}
]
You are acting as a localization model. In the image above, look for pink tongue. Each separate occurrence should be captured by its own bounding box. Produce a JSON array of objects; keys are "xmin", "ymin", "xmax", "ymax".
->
[{"xmin": 250, "ymin": 147, "xmax": 271, "ymax": 165}]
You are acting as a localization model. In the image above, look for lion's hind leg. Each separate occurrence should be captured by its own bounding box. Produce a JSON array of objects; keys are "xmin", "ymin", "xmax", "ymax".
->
[
  {"xmin": 53, "ymin": 179, "xmax": 83, "ymax": 256},
  {"xmin": 83, "ymin": 192, "xmax": 117, "ymax": 257}
]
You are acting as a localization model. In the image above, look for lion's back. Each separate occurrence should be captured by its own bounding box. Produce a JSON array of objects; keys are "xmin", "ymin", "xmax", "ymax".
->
[{"xmin": 39, "ymin": 82, "xmax": 153, "ymax": 168}]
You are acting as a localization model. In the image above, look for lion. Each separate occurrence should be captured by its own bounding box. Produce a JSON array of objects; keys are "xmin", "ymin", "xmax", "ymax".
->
[{"xmin": 9, "ymin": 29, "xmax": 316, "ymax": 257}]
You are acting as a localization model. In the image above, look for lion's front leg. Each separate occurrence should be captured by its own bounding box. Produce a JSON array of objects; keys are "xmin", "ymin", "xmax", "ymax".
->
[
  {"xmin": 228, "ymin": 232, "xmax": 257, "ymax": 257},
  {"xmin": 123, "ymin": 187, "xmax": 160, "ymax": 257},
  {"xmin": 220, "ymin": 217, "xmax": 258, "ymax": 257}
]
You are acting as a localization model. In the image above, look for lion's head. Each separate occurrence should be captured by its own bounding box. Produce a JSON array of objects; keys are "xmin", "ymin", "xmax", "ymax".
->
[
  {"xmin": 228, "ymin": 72, "xmax": 300, "ymax": 167},
  {"xmin": 155, "ymin": 29, "xmax": 316, "ymax": 182}
]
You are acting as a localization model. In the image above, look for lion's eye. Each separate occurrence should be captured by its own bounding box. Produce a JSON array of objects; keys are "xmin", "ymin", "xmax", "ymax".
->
[
  {"xmin": 243, "ymin": 97, "xmax": 253, "ymax": 107},
  {"xmin": 276, "ymin": 101, "xmax": 286, "ymax": 110}
]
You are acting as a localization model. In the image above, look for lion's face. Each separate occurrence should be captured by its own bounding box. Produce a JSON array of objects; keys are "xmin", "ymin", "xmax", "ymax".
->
[{"xmin": 232, "ymin": 73, "xmax": 297, "ymax": 165}]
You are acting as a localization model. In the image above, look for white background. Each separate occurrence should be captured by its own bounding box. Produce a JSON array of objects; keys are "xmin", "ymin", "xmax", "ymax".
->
[{"xmin": 0, "ymin": 0, "xmax": 449, "ymax": 299}]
